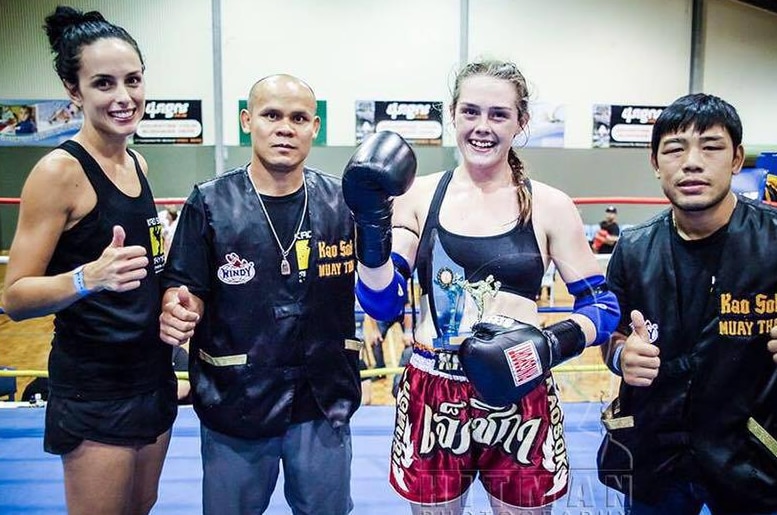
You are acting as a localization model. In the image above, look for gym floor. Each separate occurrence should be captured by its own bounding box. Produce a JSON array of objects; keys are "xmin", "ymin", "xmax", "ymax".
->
[{"xmin": 0, "ymin": 402, "xmax": 629, "ymax": 514}]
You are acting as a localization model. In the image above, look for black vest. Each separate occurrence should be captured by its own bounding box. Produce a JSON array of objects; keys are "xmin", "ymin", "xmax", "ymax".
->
[
  {"xmin": 598, "ymin": 196, "xmax": 777, "ymax": 511},
  {"xmin": 163, "ymin": 167, "xmax": 360, "ymax": 438}
]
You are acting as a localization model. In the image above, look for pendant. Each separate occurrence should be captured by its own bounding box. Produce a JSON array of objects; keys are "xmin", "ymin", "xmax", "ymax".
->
[{"xmin": 280, "ymin": 257, "xmax": 291, "ymax": 276}]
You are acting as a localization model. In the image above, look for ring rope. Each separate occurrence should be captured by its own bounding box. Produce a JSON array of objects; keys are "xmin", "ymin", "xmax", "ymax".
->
[
  {"xmin": 0, "ymin": 197, "xmax": 183, "ymax": 205},
  {"xmin": 0, "ymin": 196, "xmax": 672, "ymax": 206},
  {"xmin": 2, "ymin": 196, "xmax": 775, "ymax": 206},
  {"xmin": 0, "ymin": 362, "xmax": 609, "ymax": 382}
]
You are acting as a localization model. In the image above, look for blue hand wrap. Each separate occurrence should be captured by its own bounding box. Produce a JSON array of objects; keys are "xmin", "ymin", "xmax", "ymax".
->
[
  {"xmin": 356, "ymin": 253, "xmax": 409, "ymax": 322},
  {"xmin": 566, "ymin": 275, "xmax": 620, "ymax": 346}
]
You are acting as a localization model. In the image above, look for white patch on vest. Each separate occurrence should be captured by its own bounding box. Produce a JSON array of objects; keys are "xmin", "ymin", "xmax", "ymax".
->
[
  {"xmin": 645, "ymin": 319, "xmax": 659, "ymax": 343},
  {"xmin": 217, "ymin": 252, "xmax": 255, "ymax": 285},
  {"xmin": 631, "ymin": 318, "xmax": 659, "ymax": 343}
]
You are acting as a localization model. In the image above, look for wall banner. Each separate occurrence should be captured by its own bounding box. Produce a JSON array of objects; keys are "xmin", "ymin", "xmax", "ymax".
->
[
  {"xmin": 355, "ymin": 100, "xmax": 443, "ymax": 146},
  {"xmin": 525, "ymin": 102, "xmax": 566, "ymax": 148},
  {"xmin": 134, "ymin": 100, "xmax": 203, "ymax": 145},
  {"xmin": 0, "ymin": 100, "xmax": 83, "ymax": 146},
  {"xmin": 592, "ymin": 104, "xmax": 664, "ymax": 148}
]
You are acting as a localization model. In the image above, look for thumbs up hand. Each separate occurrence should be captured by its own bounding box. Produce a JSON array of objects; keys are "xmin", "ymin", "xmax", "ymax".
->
[
  {"xmin": 108, "ymin": 225, "xmax": 126, "ymax": 248},
  {"xmin": 82, "ymin": 226, "xmax": 148, "ymax": 293},
  {"xmin": 621, "ymin": 310, "xmax": 661, "ymax": 387},
  {"xmin": 160, "ymin": 285, "xmax": 201, "ymax": 346}
]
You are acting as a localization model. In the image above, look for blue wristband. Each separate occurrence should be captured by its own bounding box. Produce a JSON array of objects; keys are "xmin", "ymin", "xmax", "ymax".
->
[
  {"xmin": 356, "ymin": 270, "xmax": 406, "ymax": 322},
  {"xmin": 609, "ymin": 344, "xmax": 624, "ymax": 376},
  {"xmin": 72, "ymin": 265, "xmax": 91, "ymax": 298},
  {"xmin": 567, "ymin": 275, "xmax": 620, "ymax": 346}
]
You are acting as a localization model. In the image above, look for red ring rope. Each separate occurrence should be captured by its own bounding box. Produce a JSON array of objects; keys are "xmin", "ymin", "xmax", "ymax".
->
[{"xmin": 0, "ymin": 196, "xmax": 680, "ymax": 206}]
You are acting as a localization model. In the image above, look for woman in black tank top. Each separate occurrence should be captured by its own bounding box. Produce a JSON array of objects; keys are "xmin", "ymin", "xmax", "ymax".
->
[{"xmin": 1, "ymin": 7, "xmax": 176, "ymax": 515}]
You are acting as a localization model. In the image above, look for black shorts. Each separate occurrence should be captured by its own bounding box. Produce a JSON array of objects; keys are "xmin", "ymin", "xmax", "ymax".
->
[{"xmin": 44, "ymin": 380, "xmax": 177, "ymax": 455}]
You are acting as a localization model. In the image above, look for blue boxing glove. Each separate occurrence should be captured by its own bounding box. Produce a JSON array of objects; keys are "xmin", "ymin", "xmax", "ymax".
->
[
  {"xmin": 342, "ymin": 131, "xmax": 416, "ymax": 268},
  {"xmin": 459, "ymin": 315, "xmax": 586, "ymax": 406}
]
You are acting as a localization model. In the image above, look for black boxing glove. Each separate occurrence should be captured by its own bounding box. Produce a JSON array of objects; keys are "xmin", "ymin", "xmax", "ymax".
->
[
  {"xmin": 342, "ymin": 131, "xmax": 416, "ymax": 268},
  {"xmin": 459, "ymin": 315, "xmax": 586, "ymax": 406}
]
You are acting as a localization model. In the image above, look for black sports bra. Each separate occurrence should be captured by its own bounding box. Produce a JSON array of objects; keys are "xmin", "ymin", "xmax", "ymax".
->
[{"xmin": 417, "ymin": 170, "xmax": 544, "ymax": 301}]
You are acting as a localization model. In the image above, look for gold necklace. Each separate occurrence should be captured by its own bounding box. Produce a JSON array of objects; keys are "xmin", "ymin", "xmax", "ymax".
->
[{"xmin": 249, "ymin": 171, "xmax": 308, "ymax": 276}]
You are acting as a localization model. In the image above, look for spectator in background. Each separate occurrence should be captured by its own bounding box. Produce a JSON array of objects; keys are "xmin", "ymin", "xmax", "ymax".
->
[
  {"xmin": 593, "ymin": 205, "xmax": 620, "ymax": 254},
  {"xmin": 162, "ymin": 207, "xmax": 178, "ymax": 257},
  {"xmin": 362, "ymin": 310, "xmax": 413, "ymax": 374}
]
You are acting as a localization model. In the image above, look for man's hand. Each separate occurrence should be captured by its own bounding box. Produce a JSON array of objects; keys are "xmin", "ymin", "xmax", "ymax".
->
[
  {"xmin": 768, "ymin": 326, "xmax": 777, "ymax": 365},
  {"xmin": 621, "ymin": 310, "xmax": 661, "ymax": 387},
  {"xmin": 160, "ymin": 285, "xmax": 201, "ymax": 346}
]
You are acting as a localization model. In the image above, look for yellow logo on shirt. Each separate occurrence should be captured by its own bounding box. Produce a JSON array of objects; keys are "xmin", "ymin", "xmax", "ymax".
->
[
  {"xmin": 148, "ymin": 216, "xmax": 165, "ymax": 273},
  {"xmin": 316, "ymin": 239, "xmax": 355, "ymax": 277},
  {"xmin": 719, "ymin": 292, "xmax": 777, "ymax": 336}
]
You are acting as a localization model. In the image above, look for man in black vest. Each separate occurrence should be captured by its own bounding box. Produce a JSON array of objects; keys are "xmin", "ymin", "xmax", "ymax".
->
[
  {"xmin": 598, "ymin": 93, "xmax": 777, "ymax": 514},
  {"xmin": 159, "ymin": 75, "xmax": 366, "ymax": 515}
]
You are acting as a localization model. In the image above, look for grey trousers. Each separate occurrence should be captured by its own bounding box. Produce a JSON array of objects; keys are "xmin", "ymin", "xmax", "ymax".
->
[{"xmin": 201, "ymin": 419, "xmax": 353, "ymax": 515}]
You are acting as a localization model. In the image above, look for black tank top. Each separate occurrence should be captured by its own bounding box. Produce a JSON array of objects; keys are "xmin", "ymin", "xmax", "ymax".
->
[
  {"xmin": 416, "ymin": 170, "xmax": 544, "ymax": 347},
  {"xmin": 46, "ymin": 140, "xmax": 173, "ymax": 400}
]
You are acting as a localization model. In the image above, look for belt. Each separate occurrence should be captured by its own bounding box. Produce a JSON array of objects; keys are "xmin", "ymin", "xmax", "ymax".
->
[{"xmin": 410, "ymin": 346, "xmax": 467, "ymax": 380}]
